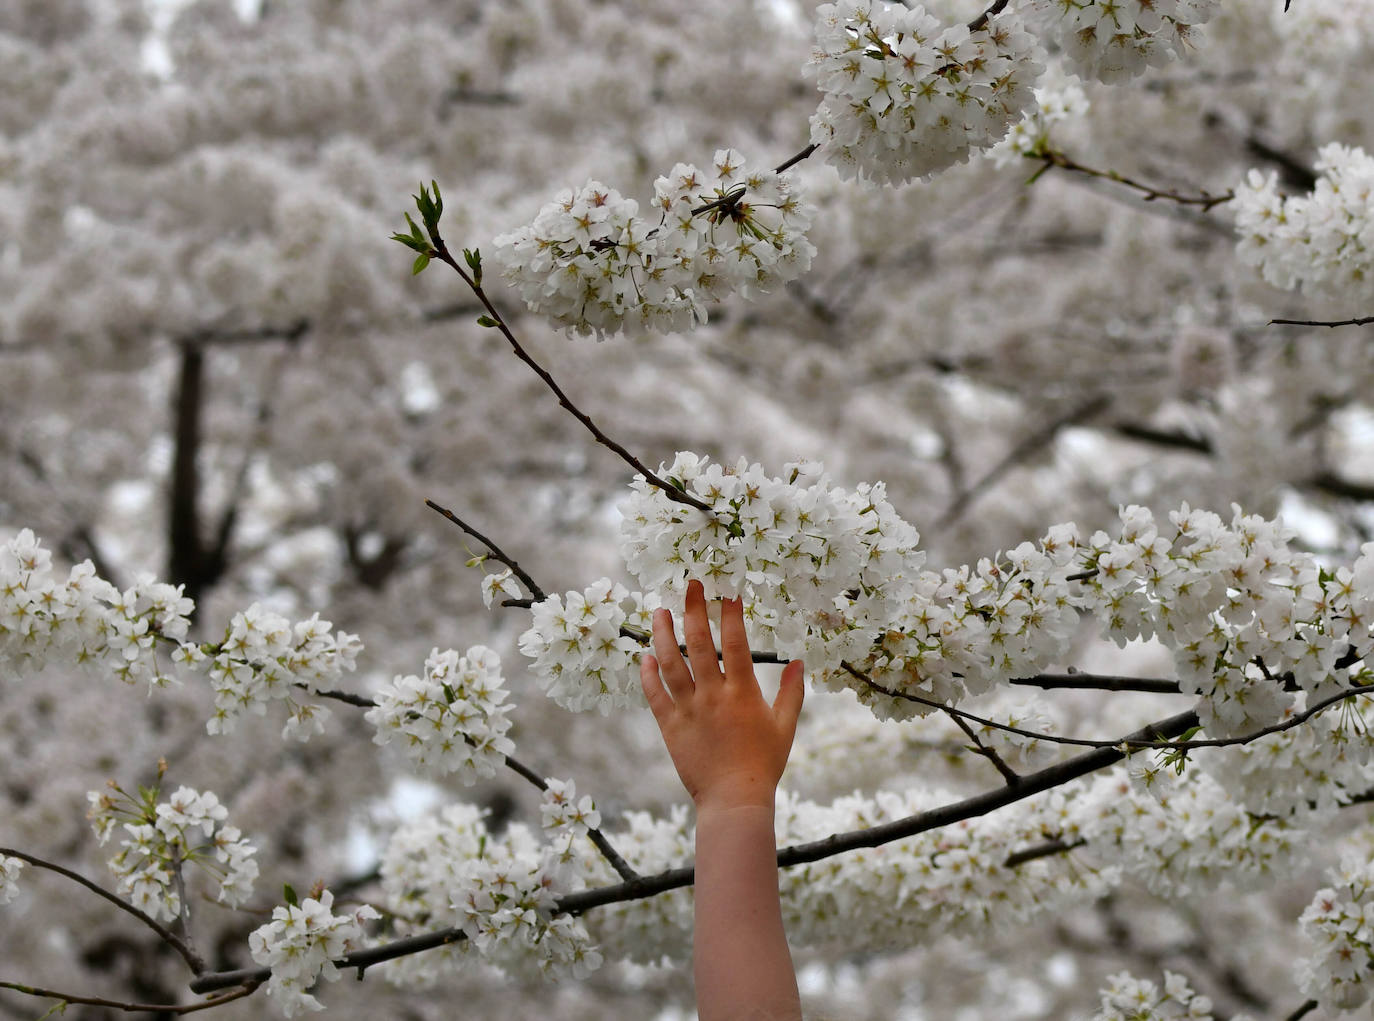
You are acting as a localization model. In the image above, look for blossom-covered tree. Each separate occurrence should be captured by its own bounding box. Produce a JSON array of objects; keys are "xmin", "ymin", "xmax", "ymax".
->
[{"xmin": 3, "ymin": 0, "xmax": 1374, "ymax": 1018}]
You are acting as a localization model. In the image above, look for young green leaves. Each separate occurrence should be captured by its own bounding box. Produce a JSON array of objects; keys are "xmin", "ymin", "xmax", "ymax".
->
[{"xmin": 390, "ymin": 180, "xmax": 445, "ymax": 275}]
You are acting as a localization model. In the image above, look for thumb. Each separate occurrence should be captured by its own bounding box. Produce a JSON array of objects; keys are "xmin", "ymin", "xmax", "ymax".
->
[{"xmin": 772, "ymin": 659, "xmax": 805, "ymax": 740}]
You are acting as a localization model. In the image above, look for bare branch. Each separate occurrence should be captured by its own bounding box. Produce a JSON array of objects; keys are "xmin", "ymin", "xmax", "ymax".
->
[
  {"xmin": 1003, "ymin": 837, "xmax": 1086, "ymax": 868},
  {"xmin": 1010, "ymin": 673, "xmax": 1181, "ymax": 694},
  {"xmin": 1029, "ymin": 148, "xmax": 1234, "ymax": 211},
  {"xmin": 1271, "ymin": 316, "xmax": 1374, "ymax": 328},
  {"xmin": 843, "ymin": 660, "xmax": 1371, "ymax": 752},
  {"xmin": 0, "ymin": 979, "xmax": 259, "ymax": 1014},
  {"xmin": 428, "ymin": 242, "xmax": 714, "ymax": 514},
  {"xmin": 424, "ymin": 499, "xmax": 547, "ymax": 601},
  {"xmin": 967, "ymin": 0, "xmax": 1011, "ymax": 32},
  {"xmin": 944, "ymin": 709, "xmax": 1022, "ymax": 785}
]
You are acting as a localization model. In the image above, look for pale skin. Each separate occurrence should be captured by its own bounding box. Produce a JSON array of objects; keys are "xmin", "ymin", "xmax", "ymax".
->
[{"xmin": 639, "ymin": 579, "xmax": 806, "ymax": 1021}]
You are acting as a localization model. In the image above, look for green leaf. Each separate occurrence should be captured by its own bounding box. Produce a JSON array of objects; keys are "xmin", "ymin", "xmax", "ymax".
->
[
  {"xmin": 414, "ymin": 181, "xmax": 443, "ymax": 244},
  {"xmin": 283, "ymin": 883, "xmax": 299, "ymax": 908},
  {"xmin": 476, "ymin": 315, "xmax": 499, "ymax": 328},
  {"xmin": 391, "ymin": 232, "xmax": 427, "ymax": 253},
  {"xmin": 463, "ymin": 247, "xmax": 482, "ymax": 285},
  {"xmin": 412, "ymin": 252, "xmax": 430, "ymax": 275}
]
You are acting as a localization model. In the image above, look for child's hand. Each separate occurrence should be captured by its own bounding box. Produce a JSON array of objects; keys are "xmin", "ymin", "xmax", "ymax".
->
[{"xmin": 639, "ymin": 579, "xmax": 805, "ymax": 813}]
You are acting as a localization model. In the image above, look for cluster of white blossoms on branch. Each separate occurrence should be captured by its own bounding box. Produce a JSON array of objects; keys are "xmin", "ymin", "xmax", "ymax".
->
[
  {"xmin": 86, "ymin": 783, "xmax": 258, "ymax": 922},
  {"xmin": 0, "ymin": 530, "xmax": 365, "ymax": 740},
  {"xmin": 365, "ymin": 645, "xmax": 515, "ymax": 783},
  {"xmin": 518, "ymin": 579, "xmax": 660, "ymax": 713},
  {"xmin": 540, "ymin": 778, "xmax": 601, "ymax": 841},
  {"xmin": 0, "ymin": 528, "xmax": 192, "ymax": 689},
  {"xmin": 377, "ymin": 804, "xmax": 602, "ymax": 988},
  {"xmin": 1233, "ymin": 142, "xmax": 1374, "ymax": 304},
  {"xmin": 198, "ymin": 604, "xmax": 362, "ymax": 740},
  {"xmin": 1296, "ymin": 851, "xmax": 1374, "ymax": 1012},
  {"xmin": 1090, "ymin": 969, "xmax": 1252, "ymax": 1021},
  {"xmin": 1023, "ymin": 0, "xmax": 1219, "ymax": 83},
  {"xmin": 614, "ymin": 455, "xmax": 1374, "ymax": 740},
  {"xmin": 805, "ymin": 0, "xmax": 1045, "ymax": 184},
  {"xmin": 248, "ymin": 889, "xmax": 379, "ymax": 1018},
  {"xmin": 491, "ymin": 149, "xmax": 814, "ymax": 339}
]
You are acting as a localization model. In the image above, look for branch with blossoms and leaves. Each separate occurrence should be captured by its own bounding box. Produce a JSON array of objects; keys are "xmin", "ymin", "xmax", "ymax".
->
[{"xmin": 13, "ymin": 0, "xmax": 1374, "ymax": 1017}]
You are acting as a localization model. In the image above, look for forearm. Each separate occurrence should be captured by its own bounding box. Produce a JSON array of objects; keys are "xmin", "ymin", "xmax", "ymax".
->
[{"xmin": 692, "ymin": 803, "xmax": 801, "ymax": 1021}]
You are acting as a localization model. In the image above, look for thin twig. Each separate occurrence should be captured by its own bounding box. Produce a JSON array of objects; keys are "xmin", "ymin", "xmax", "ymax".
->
[
  {"xmin": 944, "ymin": 710, "xmax": 1022, "ymax": 785},
  {"xmin": 497, "ymin": 758, "xmax": 641, "ymax": 883},
  {"xmin": 0, "ymin": 979, "xmax": 260, "ymax": 1014},
  {"xmin": 1283, "ymin": 1000, "xmax": 1319, "ymax": 1021},
  {"xmin": 842, "ymin": 660, "xmax": 1371, "ymax": 752},
  {"xmin": 1271, "ymin": 316, "xmax": 1374, "ymax": 328},
  {"xmin": 168, "ymin": 844, "xmax": 200, "ymax": 966},
  {"xmin": 424, "ymin": 499, "xmax": 547, "ymax": 601},
  {"xmin": 967, "ymin": 0, "xmax": 1010, "ymax": 32},
  {"xmin": 297, "ymin": 687, "xmax": 641, "ymax": 882},
  {"xmin": 774, "ymin": 143, "xmax": 818, "ymax": 174},
  {"xmin": 1030, "ymin": 148, "xmax": 1234, "ymax": 212},
  {"xmin": 429, "ymin": 242, "xmax": 713, "ymax": 514},
  {"xmin": 0, "ymin": 847, "xmax": 205, "ymax": 974},
  {"xmin": 1003, "ymin": 837, "xmax": 1087, "ymax": 868}
]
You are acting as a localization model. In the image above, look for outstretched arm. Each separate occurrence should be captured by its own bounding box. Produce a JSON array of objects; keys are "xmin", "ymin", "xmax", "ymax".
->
[{"xmin": 640, "ymin": 579, "xmax": 806, "ymax": 1021}]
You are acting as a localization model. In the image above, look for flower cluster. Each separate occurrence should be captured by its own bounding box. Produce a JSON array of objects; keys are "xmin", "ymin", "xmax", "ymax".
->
[
  {"xmin": 0, "ymin": 856, "xmax": 22, "ymax": 905},
  {"xmin": 986, "ymin": 64, "xmax": 1089, "ymax": 167},
  {"xmin": 1091, "ymin": 970, "xmax": 1251, "ymax": 1021},
  {"xmin": 618, "ymin": 455, "xmax": 1374, "ymax": 740},
  {"xmin": 201, "ymin": 605, "xmax": 362, "ymax": 740},
  {"xmin": 1233, "ymin": 143, "xmax": 1374, "ymax": 304},
  {"xmin": 1201, "ymin": 690, "xmax": 1374, "ymax": 817},
  {"xmin": 1296, "ymin": 853, "xmax": 1374, "ymax": 1013},
  {"xmin": 804, "ymin": 0, "xmax": 1044, "ymax": 185},
  {"xmin": 518, "ymin": 579, "xmax": 660, "ymax": 713},
  {"xmin": 87, "ymin": 782, "xmax": 258, "ymax": 922},
  {"xmin": 1070, "ymin": 508, "xmax": 1373, "ymax": 737},
  {"xmin": 1, "ymin": 528, "xmax": 192, "ymax": 689},
  {"xmin": 619, "ymin": 452, "xmax": 925, "ymax": 682},
  {"xmin": 540, "ymin": 778, "xmax": 601, "ymax": 860},
  {"xmin": 365, "ymin": 646, "xmax": 515, "ymax": 783},
  {"xmin": 378, "ymin": 804, "xmax": 602, "ymax": 985},
  {"xmin": 490, "ymin": 149, "xmax": 813, "ymax": 339},
  {"xmin": 1023, "ymin": 0, "xmax": 1219, "ymax": 83},
  {"xmin": 248, "ymin": 889, "xmax": 379, "ymax": 1017}
]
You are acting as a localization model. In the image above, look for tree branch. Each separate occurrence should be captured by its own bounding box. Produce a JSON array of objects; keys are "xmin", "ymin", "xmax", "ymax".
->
[
  {"xmin": 424, "ymin": 499, "xmax": 547, "ymax": 601},
  {"xmin": 0, "ymin": 847, "xmax": 205, "ymax": 974},
  {"xmin": 305, "ymin": 686, "xmax": 640, "ymax": 882},
  {"xmin": 1029, "ymin": 148, "xmax": 1234, "ymax": 211},
  {"xmin": 1271, "ymin": 316, "xmax": 1374, "ymax": 329},
  {"xmin": 429, "ymin": 242, "xmax": 714, "ymax": 514},
  {"xmin": 844, "ymin": 661, "xmax": 1370, "ymax": 752},
  {"xmin": 967, "ymin": 0, "xmax": 1011, "ymax": 32},
  {"xmin": 1010, "ymin": 673, "xmax": 1181, "ymax": 694},
  {"xmin": 188, "ymin": 705, "xmax": 1204, "ymax": 994},
  {"xmin": 0, "ymin": 979, "xmax": 259, "ymax": 1014},
  {"xmin": 944, "ymin": 709, "xmax": 1022, "ymax": 785}
]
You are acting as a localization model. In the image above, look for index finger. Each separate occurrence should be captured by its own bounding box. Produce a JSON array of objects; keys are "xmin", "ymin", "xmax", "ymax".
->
[{"xmin": 719, "ymin": 595, "xmax": 756, "ymax": 688}]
